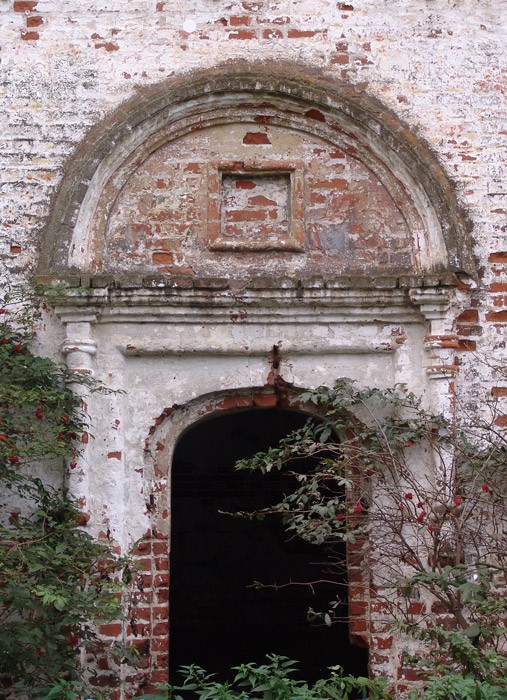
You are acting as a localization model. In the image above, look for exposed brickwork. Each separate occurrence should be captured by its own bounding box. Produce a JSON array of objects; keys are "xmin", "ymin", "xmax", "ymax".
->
[
  {"xmin": 1, "ymin": 0, "xmax": 505, "ymax": 696},
  {"xmin": 100, "ymin": 125, "xmax": 412, "ymax": 277}
]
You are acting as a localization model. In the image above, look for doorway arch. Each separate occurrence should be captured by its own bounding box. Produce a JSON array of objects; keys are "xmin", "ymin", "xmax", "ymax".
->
[{"xmin": 169, "ymin": 406, "xmax": 368, "ymax": 683}]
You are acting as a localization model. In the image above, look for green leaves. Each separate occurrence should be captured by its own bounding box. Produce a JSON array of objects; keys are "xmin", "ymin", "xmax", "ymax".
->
[
  {"xmin": 231, "ymin": 378, "xmax": 507, "ymax": 698},
  {"xmin": 138, "ymin": 655, "xmax": 388, "ymax": 700},
  {"xmin": 0, "ymin": 285, "xmax": 128, "ymax": 698}
]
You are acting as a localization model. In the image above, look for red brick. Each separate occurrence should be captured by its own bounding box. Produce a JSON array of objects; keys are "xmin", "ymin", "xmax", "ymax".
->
[
  {"xmin": 494, "ymin": 416, "xmax": 507, "ymax": 427},
  {"xmin": 155, "ymin": 653, "xmax": 169, "ymax": 666},
  {"xmin": 235, "ymin": 179, "xmax": 256, "ymax": 189},
  {"xmin": 26, "ymin": 15, "xmax": 43, "ymax": 27},
  {"xmin": 242, "ymin": 132, "xmax": 271, "ymax": 144},
  {"xmin": 21, "ymin": 31, "xmax": 39, "ymax": 40},
  {"xmin": 331, "ymin": 53, "xmax": 350, "ymax": 65},
  {"xmin": 152, "ymin": 621, "xmax": 169, "ymax": 636},
  {"xmin": 456, "ymin": 339, "xmax": 476, "ymax": 352},
  {"xmin": 456, "ymin": 324, "xmax": 481, "ymax": 336},
  {"xmin": 14, "ymin": 1, "xmax": 38, "ymax": 10},
  {"xmin": 262, "ymin": 28, "xmax": 283, "ymax": 38},
  {"xmin": 248, "ymin": 195, "xmax": 277, "ymax": 206},
  {"xmin": 130, "ymin": 607, "xmax": 152, "ymax": 621},
  {"xmin": 230, "ymin": 16, "xmax": 250, "ymax": 25},
  {"xmin": 152, "ymin": 541, "xmax": 168, "ymax": 555},
  {"xmin": 348, "ymin": 599, "xmax": 368, "ymax": 617},
  {"xmin": 486, "ymin": 310, "xmax": 507, "ymax": 322},
  {"xmin": 372, "ymin": 636, "xmax": 393, "ymax": 650},
  {"xmin": 252, "ymin": 393, "xmax": 277, "ymax": 407},
  {"xmin": 132, "ymin": 540, "xmax": 151, "ymax": 555},
  {"xmin": 312, "ymin": 178, "xmax": 348, "ymax": 189},
  {"xmin": 489, "ymin": 252, "xmax": 507, "ymax": 263},
  {"xmin": 226, "ymin": 209, "xmax": 266, "ymax": 222},
  {"xmin": 99, "ymin": 623, "xmax": 123, "ymax": 637},
  {"xmin": 288, "ymin": 29, "xmax": 318, "ymax": 38},
  {"xmin": 491, "ymin": 387, "xmax": 507, "ymax": 396},
  {"xmin": 152, "ymin": 252, "xmax": 174, "ymax": 265},
  {"xmin": 456, "ymin": 309, "xmax": 478, "ymax": 323},
  {"xmin": 107, "ymin": 450, "xmax": 122, "ymax": 460},
  {"xmin": 134, "ymin": 557, "xmax": 152, "ymax": 571},
  {"xmin": 154, "ymin": 573, "xmax": 169, "ymax": 587},
  {"xmin": 150, "ymin": 670, "xmax": 169, "ymax": 684},
  {"xmin": 155, "ymin": 556, "xmax": 168, "ymax": 571},
  {"xmin": 156, "ymin": 588, "xmax": 169, "ymax": 603},
  {"xmin": 151, "ymin": 637, "xmax": 168, "ymax": 652},
  {"xmin": 228, "ymin": 30, "xmax": 256, "ymax": 39}
]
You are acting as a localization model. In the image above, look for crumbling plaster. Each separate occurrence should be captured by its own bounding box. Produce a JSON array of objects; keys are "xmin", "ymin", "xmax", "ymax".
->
[{"xmin": 1, "ymin": 1, "xmax": 505, "ymax": 695}]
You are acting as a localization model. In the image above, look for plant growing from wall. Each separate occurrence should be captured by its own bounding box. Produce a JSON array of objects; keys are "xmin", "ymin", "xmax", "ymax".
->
[
  {"xmin": 230, "ymin": 379, "xmax": 507, "ymax": 699},
  {"xmin": 0, "ymin": 286, "xmax": 130, "ymax": 698}
]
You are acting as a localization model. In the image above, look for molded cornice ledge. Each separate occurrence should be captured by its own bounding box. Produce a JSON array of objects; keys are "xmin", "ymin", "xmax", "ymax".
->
[{"xmin": 43, "ymin": 273, "xmax": 459, "ymax": 322}]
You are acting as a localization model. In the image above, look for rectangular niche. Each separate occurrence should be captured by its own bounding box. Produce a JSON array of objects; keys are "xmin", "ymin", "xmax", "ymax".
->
[{"xmin": 207, "ymin": 162, "xmax": 304, "ymax": 252}]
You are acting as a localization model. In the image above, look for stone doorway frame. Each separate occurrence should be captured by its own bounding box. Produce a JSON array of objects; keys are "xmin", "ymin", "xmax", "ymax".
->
[{"xmin": 38, "ymin": 63, "xmax": 477, "ymax": 698}]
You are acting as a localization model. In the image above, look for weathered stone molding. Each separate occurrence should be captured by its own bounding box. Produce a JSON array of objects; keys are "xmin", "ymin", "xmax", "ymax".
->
[{"xmin": 38, "ymin": 63, "xmax": 475, "ymax": 280}]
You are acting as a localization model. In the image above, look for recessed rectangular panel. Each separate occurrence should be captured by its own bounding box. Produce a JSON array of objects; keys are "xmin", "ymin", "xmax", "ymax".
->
[{"xmin": 207, "ymin": 163, "xmax": 305, "ymax": 252}]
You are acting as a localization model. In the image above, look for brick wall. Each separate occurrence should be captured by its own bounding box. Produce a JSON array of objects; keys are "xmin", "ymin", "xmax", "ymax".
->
[{"xmin": 1, "ymin": 0, "xmax": 506, "ymax": 696}]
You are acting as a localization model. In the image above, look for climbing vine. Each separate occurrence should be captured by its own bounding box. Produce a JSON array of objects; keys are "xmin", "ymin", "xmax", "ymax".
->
[{"xmin": 0, "ymin": 286, "xmax": 130, "ymax": 698}]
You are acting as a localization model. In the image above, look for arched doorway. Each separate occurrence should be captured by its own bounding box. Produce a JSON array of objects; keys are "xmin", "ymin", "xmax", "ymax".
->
[{"xmin": 169, "ymin": 408, "xmax": 368, "ymax": 683}]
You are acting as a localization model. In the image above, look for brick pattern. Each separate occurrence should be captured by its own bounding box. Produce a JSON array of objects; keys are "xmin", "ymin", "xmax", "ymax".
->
[
  {"xmin": 113, "ymin": 391, "xmax": 375, "ymax": 699},
  {"xmin": 101, "ymin": 124, "xmax": 412, "ymax": 277},
  {"xmin": 1, "ymin": 0, "xmax": 506, "ymax": 695}
]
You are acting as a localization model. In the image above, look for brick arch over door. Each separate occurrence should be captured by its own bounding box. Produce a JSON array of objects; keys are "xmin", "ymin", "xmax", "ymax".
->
[
  {"xmin": 121, "ymin": 387, "xmax": 373, "ymax": 697},
  {"xmin": 39, "ymin": 62, "xmax": 475, "ymax": 282}
]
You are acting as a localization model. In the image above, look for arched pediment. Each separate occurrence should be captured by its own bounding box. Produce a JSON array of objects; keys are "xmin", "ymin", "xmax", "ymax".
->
[{"xmin": 39, "ymin": 63, "xmax": 475, "ymax": 282}]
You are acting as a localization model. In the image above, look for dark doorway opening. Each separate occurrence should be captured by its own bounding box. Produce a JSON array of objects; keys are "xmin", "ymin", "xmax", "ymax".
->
[{"xmin": 169, "ymin": 408, "xmax": 368, "ymax": 683}]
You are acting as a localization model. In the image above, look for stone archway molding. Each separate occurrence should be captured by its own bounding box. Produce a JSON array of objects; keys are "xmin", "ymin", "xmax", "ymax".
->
[{"xmin": 38, "ymin": 60, "xmax": 475, "ymax": 279}]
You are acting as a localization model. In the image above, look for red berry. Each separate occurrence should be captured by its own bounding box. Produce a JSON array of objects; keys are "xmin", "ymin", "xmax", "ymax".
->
[
  {"xmin": 1, "ymin": 339, "xmax": 8, "ymax": 345},
  {"xmin": 69, "ymin": 461, "xmax": 78, "ymax": 469},
  {"xmin": 398, "ymin": 503, "xmax": 405, "ymax": 510},
  {"xmin": 336, "ymin": 513, "xmax": 345, "ymax": 521},
  {"xmin": 355, "ymin": 503, "xmax": 363, "ymax": 513},
  {"xmin": 417, "ymin": 513, "xmax": 425, "ymax": 523},
  {"xmin": 8, "ymin": 455, "xmax": 19, "ymax": 464},
  {"xmin": 0, "ymin": 309, "xmax": 6, "ymax": 315},
  {"xmin": 61, "ymin": 415, "xmax": 70, "ymax": 424},
  {"xmin": 68, "ymin": 633, "xmax": 79, "ymax": 646},
  {"xmin": 481, "ymin": 483, "xmax": 490, "ymax": 493},
  {"xmin": 405, "ymin": 440, "xmax": 413, "ymax": 447},
  {"xmin": 417, "ymin": 501, "xmax": 424, "ymax": 508},
  {"xmin": 13, "ymin": 343, "xmax": 23, "ymax": 353},
  {"xmin": 404, "ymin": 492, "xmax": 413, "ymax": 500},
  {"xmin": 35, "ymin": 408, "xmax": 43, "ymax": 420},
  {"xmin": 453, "ymin": 496, "xmax": 462, "ymax": 506},
  {"xmin": 428, "ymin": 524, "xmax": 434, "ymax": 533},
  {"xmin": 57, "ymin": 432, "xmax": 64, "ymax": 441},
  {"xmin": 0, "ymin": 433, "xmax": 8, "ymax": 441}
]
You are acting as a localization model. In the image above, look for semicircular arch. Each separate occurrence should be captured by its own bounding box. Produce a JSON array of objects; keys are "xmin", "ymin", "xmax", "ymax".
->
[{"xmin": 39, "ymin": 62, "xmax": 474, "ymax": 281}]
